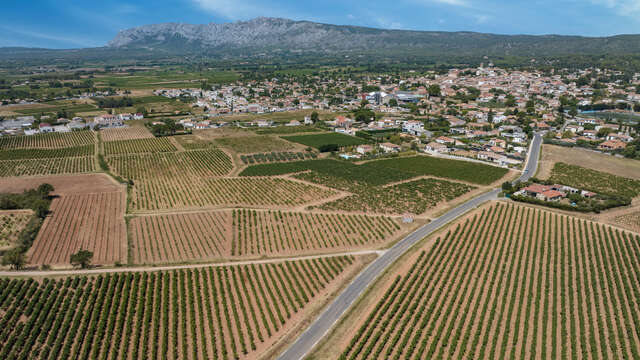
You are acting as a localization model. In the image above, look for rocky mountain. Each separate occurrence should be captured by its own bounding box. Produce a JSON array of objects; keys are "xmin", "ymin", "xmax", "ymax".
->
[{"xmin": 107, "ymin": 17, "xmax": 640, "ymax": 57}]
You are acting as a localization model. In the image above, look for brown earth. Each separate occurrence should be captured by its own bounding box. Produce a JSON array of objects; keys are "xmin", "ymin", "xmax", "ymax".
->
[{"xmin": 537, "ymin": 144, "xmax": 640, "ymax": 180}]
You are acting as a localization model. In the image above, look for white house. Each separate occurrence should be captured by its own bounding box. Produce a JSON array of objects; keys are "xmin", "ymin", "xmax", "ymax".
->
[{"xmin": 379, "ymin": 142, "xmax": 401, "ymax": 153}]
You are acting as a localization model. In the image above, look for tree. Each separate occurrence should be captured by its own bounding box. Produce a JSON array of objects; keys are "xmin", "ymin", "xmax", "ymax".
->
[
  {"xmin": 634, "ymin": 103, "xmax": 640, "ymax": 112},
  {"xmin": 505, "ymin": 94, "xmax": 516, "ymax": 107},
  {"xmin": 597, "ymin": 127, "xmax": 614, "ymax": 138},
  {"xmin": 310, "ymin": 111, "xmax": 319, "ymax": 122},
  {"xmin": 568, "ymin": 106, "xmax": 578, "ymax": 117},
  {"xmin": 2, "ymin": 248, "xmax": 26, "ymax": 270},
  {"xmin": 427, "ymin": 85, "xmax": 441, "ymax": 97},
  {"xmin": 388, "ymin": 98, "xmax": 398, "ymax": 107},
  {"xmin": 70, "ymin": 249, "xmax": 93, "ymax": 269},
  {"xmin": 501, "ymin": 181, "xmax": 514, "ymax": 192},
  {"xmin": 37, "ymin": 183, "xmax": 54, "ymax": 196}
]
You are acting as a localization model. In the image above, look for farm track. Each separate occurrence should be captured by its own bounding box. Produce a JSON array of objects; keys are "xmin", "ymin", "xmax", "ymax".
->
[{"xmin": 0, "ymin": 250, "xmax": 384, "ymax": 276}]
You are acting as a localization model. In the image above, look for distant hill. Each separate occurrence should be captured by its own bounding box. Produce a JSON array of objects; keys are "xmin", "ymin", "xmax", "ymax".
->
[{"xmin": 106, "ymin": 17, "xmax": 640, "ymax": 57}]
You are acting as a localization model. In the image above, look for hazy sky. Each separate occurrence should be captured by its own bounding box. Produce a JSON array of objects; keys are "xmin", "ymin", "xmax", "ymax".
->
[{"xmin": 2, "ymin": 0, "xmax": 640, "ymax": 48}]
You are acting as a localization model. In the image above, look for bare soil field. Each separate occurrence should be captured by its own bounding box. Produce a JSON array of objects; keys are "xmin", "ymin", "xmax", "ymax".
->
[
  {"xmin": 0, "ymin": 173, "xmax": 121, "ymax": 195},
  {"xmin": 313, "ymin": 201, "xmax": 640, "ymax": 359},
  {"xmin": 28, "ymin": 190, "xmax": 127, "ymax": 266},
  {"xmin": 100, "ymin": 126, "xmax": 155, "ymax": 142},
  {"xmin": 0, "ymin": 254, "xmax": 372, "ymax": 360},
  {"xmin": 129, "ymin": 209, "xmax": 405, "ymax": 264},
  {"xmin": 538, "ymin": 144, "xmax": 640, "ymax": 180}
]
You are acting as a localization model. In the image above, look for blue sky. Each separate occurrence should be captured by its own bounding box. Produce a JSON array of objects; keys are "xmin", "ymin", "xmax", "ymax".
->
[{"xmin": 2, "ymin": 0, "xmax": 640, "ymax": 49}]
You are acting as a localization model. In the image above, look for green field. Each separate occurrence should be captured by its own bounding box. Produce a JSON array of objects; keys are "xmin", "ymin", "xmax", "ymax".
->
[
  {"xmin": 282, "ymin": 133, "xmax": 368, "ymax": 149},
  {"xmin": 256, "ymin": 126, "xmax": 325, "ymax": 135},
  {"xmin": 216, "ymin": 136, "xmax": 294, "ymax": 153},
  {"xmin": 240, "ymin": 156, "xmax": 508, "ymax": 186},
  {"xmin": 94, "ymin": 70, "xmax": 239, "ymax": 89},
  {"xmin": 0, "ymin": 145, "xmax": 94, "ymax": 160},
  {"xmin": 14, "ymin": 104, "xmax": 97, "ymax": 115}
]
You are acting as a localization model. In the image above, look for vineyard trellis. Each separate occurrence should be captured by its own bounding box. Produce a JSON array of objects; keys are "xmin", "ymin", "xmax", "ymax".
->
[
  {"xmin": 335, "ymin": 202, "xmax": 640, "ymax": 360},
  {"xmin": 103, "ymin": 138, "xmax": 178, "ymax": 155},
  {"xmin": 100, "ymin": 127, "xmax": 155, "ymax": 142},
  {"xmin": 129, "ymin": 210, "xmax": 403, "ymax": 264},
  {"xmin": 0, "ymin": 131, "xmax": 95, "ymax": 150},
  {"xmin": 0, "ymin": 256, "xmax": 361, "ymax": 359},
  {"xmin": 128, "ymin": 177, "xmax": 336, "ymax": 212},
  {"xmin": 0, "ymin": 157, "xmax": 95, "ymax": 178}
]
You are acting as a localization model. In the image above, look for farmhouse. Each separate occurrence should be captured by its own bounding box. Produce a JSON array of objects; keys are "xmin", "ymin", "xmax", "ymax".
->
[
  {"xmin": 425, "ymin": 142, "xmax": 448, "ymax": 153},
  {"xmin": 93, "ymin": 114, "xmax": 123, "ymax": 128},
  {"xmin": 522, "ymin": 184, "xmax": 552, "ymax": 197},
  {"xmin": 538, "ymin": 190, "xmax": 566, "ymax": 202},
  {"xmin": 39, "ymin": 123, "xmax": 53, "ymax": 133},
  {"xmin": 598, "ymin": 140, "xmax": 627, "ymax": 151},
  {"xmin": 356, "ymin": 144, "xmax": 375, "ymax": 155},
  {"xmin": 379, "ymin": 142, "xmax": 401, "ymax": 153}
]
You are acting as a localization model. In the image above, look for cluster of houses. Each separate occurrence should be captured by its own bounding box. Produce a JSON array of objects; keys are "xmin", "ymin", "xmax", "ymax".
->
[
  {"xmin": 548, "ymin": 116, "xmax": 636, "ymax": 152},
  {"xmin": 325, "ymin": 112, "xmax": 527, "ymax": 167},
  {"xmin": 0, "ymin": 112, "xmax": 144, "ymax": 136},
  {"xmin": 515, "ymin": 183, "xmax": 596, "ymax": 202}
]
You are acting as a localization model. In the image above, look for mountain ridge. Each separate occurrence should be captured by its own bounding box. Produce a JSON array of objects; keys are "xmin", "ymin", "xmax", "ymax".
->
[{"xmin": 105, "ymin": 17, "xmax": 640, "ymax": 57}]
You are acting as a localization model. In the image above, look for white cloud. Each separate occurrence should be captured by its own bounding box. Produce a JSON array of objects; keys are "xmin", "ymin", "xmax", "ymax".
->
[
  {"xmin": 0, "ymin": 26, "xmax": 100, "ymax": 47},
  {"xmin": 372, "ymin": 17, "xmax": 405, "ymax": 29},
  {"xmin": 590, "ymin": 0, "xmax": 640, "ymax": 15},
  {"xmin": 434, "ymin": 0, "xmax": 470, "ymax": 6},
  {"xmin": 474, "ymin": 14, "xmax": 491, "ymax": 24},
  {"xmin": 414, "ymin": 0, "xmax": 471, "ymax": 7},
  {"xmin": 192, "ymin": 0, "xmax": 295, "ymax": 20}
]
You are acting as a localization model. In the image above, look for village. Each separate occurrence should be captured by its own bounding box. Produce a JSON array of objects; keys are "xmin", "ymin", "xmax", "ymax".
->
[{"xmin": 0, "ymin": 65, "xmax": 639, "ymax": 168}]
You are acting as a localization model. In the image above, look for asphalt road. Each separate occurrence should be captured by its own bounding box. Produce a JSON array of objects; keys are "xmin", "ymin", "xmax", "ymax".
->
[{"xmin": 278, "ymin": 133, "xmax": 543, "ymax": 360}]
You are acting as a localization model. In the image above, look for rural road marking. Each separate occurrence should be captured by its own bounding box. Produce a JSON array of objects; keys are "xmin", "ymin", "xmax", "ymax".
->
[{"xmin": 277, "ymin": 133, "xmax": 542, "ymax": 360}]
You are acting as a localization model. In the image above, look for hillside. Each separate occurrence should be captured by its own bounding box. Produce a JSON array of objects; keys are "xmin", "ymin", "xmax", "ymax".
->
[{"xmin": 106, "ymin": 17, "xmax": 640, "ymax": 57}]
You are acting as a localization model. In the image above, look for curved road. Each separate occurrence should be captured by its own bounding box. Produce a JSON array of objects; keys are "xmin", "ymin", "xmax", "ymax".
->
[{"xmin": 278, "ymin": 133, "xmax": 542, "ymax": 360}]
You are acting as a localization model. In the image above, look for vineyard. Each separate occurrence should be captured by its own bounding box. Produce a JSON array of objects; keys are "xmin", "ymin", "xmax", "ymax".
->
[
  {"xmin": 0, "ymin": 256, "xmax": 364, "ymax": 359},
  {"xmin": 28, "ymin": 191, "xmax": 127, "ymax": 266},
  {"xmin": 331, "ymin": 202, "xmax": 640, "ymax": 360},
  {"xmin": 282, "ymin": 133, "xmax": 368, "ymax": 149},
  {"xmin": 548, "ymin": 162, "xmax": 640, "ymax": 198},
  {"xmin": 0, "ymin": 157, "xmax": 96, "ymax": 177},
  {"xmin": 230, "ymin": 209, "xmax": 402, "ymax": 257},
  {"xmin": 130, "ymin": 211, "xmax": 232, "ymax": 264},
  {"xmin": 240, "ymin": 151, "xmax": 316, "ymax": 165},
  {"xmin": 129, "ymin": 177, "xmax": 336, "ymax": 212},
  {"xmin": 130, "ymin": 210, "xmax": 402, "ymax": 264},
  {"xmin": 241, "ymin": 156, "xmax": 507, "ymax": 186},
  {"xmin": 216, "ymin": 135, "xmax": 294, "ymax": 153},
  {"xmin": 100, "ymin": 127, "xmax": 155, "ymax": 142},
  {"xmin": 313, "ymin": 178, "xmax": 475, "ymax": 215},
  {"xmin": 0, "ymin": 131, "xmax": 95, "ymax": 150},
  {"xmin": 0, "ymin": 210, "xmax": 32, "ymax": 249},
  {"xmin": 103, "ymin": 137, "xmax": 178, "ymax": 155},
  {"xmin": 107, "ymin": 149, "xmax": 233, "ymax": 180},
  {"xmin": 0, "ymin": 145, "xmax": 94, "ymax": 160}
]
